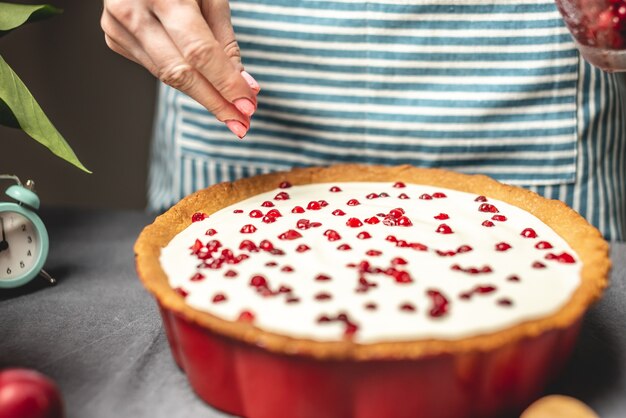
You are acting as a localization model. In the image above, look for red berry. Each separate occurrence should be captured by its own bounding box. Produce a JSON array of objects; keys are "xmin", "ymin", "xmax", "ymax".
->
[
  {"xmin": 274, "ymin": 191, "xmax": 290, "ymax": 200},
  {"xmin": 366, "ymin": 193, "xmax": 379, "ymax": 199},
  {"xmin": 191, "ymin": 212, "xmax": 208, "ymax": 222},
  {"xmin": 315, "ymin": 292, "xmax": 332, "ymax": 301},
  {"xmin": 278, "ymin": 285, "xmax": 292, "ymax": 293},
  {"xmin": 337, "ymin": 244, "xmax": 352, "ymax": 251},
  {"xmin": 205, "ymin": 228, "xmax": 217, "ymax": 236},
  {"xmin": 393, "ymin": 181, "xmax": 406, "ymax": 188},
  {"xmin": 189, "ymin": 239, "xmax": 203, "ymax": 255},
  {"xmin": 281, "ymin": 265, "xmax": 294, "ymax": 272},
  {"xmin": 238, "ymin": 310, "xmax": 255, "ymax": 322},
  {"xmin": 190, "ymin": 272, "xmax": 205, "ymax": 282},
  {"xmin": 492, "ymin": 215, "xmax": 507, "ymax": 222},
  {"xmin": 398, "ymin": 193, "xmax": 410, "ymax": 199},
  {"xmin": 315, "ymin": 274, "xmax": 331, "ymax": 281},
  {"xmin": 457, "ymin": 245, "xmax": 472, "ymax": 253},
  {"xmin": 259, "ymin": 239, "xmax": 274, "ymax": 251},
  {"xmin": 324, "ymin": 229, "xmax": 341, "ymax": 241},
  {"xmin": 419, "ymin": 193, "xmax": 432, "ymax": 200},
  {"xmin": 296, "ymin": 219, "xmax": 311, "ymax": 230},
  {"xmin": 482, "ymin": 220, "xmax": 495, "ymax": 227},
  {"xmin": 410, "ymin": 242, "xmax": 428, "ymax": 251},
  {"xmin": 396, "ymin": 216, "xmax": 413, "ymax": 227},
  {"xmin": 548, "ymin": 252, "xmax": 576, "ymax": 264},
  {"xmin": 250, "ymin": 275, "xmax": 267, "ymax": 287},
  {"xmin": 521, "ymin": 228, "xmax": 538, "ymax": 238},
  {"xmin": 279, "ymin": 181, "xmax": 292, "ymax": 189},
  {"xmin": 478, "ymin": 203, "xmax": 499, "ymax": 213},
  {"xmin": 535, "ymin": 241, "xmax": 553, "ymax": 249},
  {"xmin": 436, "ymin": 224, "xmax": 453, "ymax": 234},
  {"xmin": 262, "ymin": 215, "xmax": 277, "ymax": 224},
  {"xmin": 291, "ymin": 206, "xmax": 305, "ymax": 213},
  {"xmin": 432, "ymin": 192, "xmax": 447, "ymax": 198},
  {"xmin": 239, "ymin": 240, "xmax": 257, "ymax": 251},
  {"xmin": 240, "ymin": 224, "xmax": 257, "ymax": 234},
  {"xmin": 391, "ymin": 257, "xmax": 407, "ymax": 265},
  {"xmin": 346, "ymin": 217, "xmax": 363, "ymax": 227},
  {"xmin": 278, "ymin": 229, "xmax": 302, "ymax": 240},
  {"xmin": 495, "ymin": 242, "xmax": 512, "ymax": 252},
  {"xmin": 233, "ymin": 209, "xmax": 243, "ymax": 214},
  {"xmin": 307, "ymin": 201, "xmax": 321, "ymax": 210},
  {"xmin": 266, "ymin": 209, "xmax": 282, "ymax": 218},
  {"xmin": 364, "ymin": 216, "xmax": 380, "ymax": 224},
  {"xmin": 346, "ymin": 199, "xmax": 360, "ymax": 206},
  {"xmin": 388, "ymin": 208, "xmax": 404, "ymax": 218},
  {"xmin": 261, "ymin": 201, "xmax": 275, "ymax": 207},
  {"xmin": 329, "ymin": 186, "xmax": 342, "ymax": 192},
  {"xmin": 224, "ymin": 270, "xmax": 238, "ymax": 278},
  {"xmin": 357, "ymin": 231, "xmax": 372, "ymax": 239},
  {"xmin": 212, "ymin": 293, "xmax": 227, "ymax": 303},
  {"xmin": 427, "ymin": 289, "xmax": 449, "ymax": 318},
  {"xmin": 400, "ymin": 302, "xmax": 416, "ymax": 312},
  {"xmin": 174, "ymin": 287, "xmax": 188, "ymax": 297},
  {"xmin": 296, "ymin": 244, "xmax": 310, "ymax": 253},
  {"xmin": 0, "ymin": 369, "xmax": 64, "ymax": 418},
  {"xmin": 474, "ymin": 195, "xmax": 487, "ymax": 202},
  {"xmin": 332, "ymin": 209, "xmax": 346, "ymax": 216},
  {"xmin": 366, "ymin": 249, "xmax": 382, "ymax": 256},
  {"xmin": 249, "ymin": 210, "xmax": 263, "ymax": 218},
  {"xmin": 434, "ymin": 213, "xmax": 449, "ymax": 220},
  {"xmin": 476, "ymin": 285, "xmax": 497, "ymax": 294}
]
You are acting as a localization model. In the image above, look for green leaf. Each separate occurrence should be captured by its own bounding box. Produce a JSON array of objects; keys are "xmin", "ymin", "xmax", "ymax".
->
[
  {"xmin": 0, "ymin": 2, "xmax": 62, "ymax": 37},
  {"xmin": 0, "ymin": 54, "xmax": 90, "ymax": 173}
]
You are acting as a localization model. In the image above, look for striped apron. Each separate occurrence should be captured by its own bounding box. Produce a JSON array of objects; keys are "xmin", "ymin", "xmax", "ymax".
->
[{"xmin": 149, "ymin": 0, "xmax": 626, "ymax": 241}]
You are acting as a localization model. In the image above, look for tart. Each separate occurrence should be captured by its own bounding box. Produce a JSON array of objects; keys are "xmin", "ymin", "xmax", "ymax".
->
[{"xmin": 134, "ymin": 165, "xmax": 610, "ymax": 418}]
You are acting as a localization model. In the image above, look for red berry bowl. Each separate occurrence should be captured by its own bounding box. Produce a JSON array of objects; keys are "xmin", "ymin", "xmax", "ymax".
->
[{"xmin": 556, "ymin": 0, "xmax": 626, "ymax": 71}]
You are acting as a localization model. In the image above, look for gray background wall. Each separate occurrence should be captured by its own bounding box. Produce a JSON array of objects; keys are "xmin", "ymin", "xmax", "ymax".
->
[{"xmin": 1, "ymin": 0, "xmax": 157, "ymax": 209}]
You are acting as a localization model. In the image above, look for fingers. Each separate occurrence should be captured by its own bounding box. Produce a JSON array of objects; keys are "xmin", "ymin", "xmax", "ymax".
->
[
  {"xmin": 102, "ymin": 13, "xmax": 157, "ymax": 72},
  {"xmin": 151, "ymin": 0, "xmax": 257, "ymax": 109},
  {"xmin": 101, "ymin": 2, "xmax": 251, "ymax": 137},
  {"xmin": 200, "ymin": 0, "xmax": 242, "ymax": 71},
  {"xmin": 200, "ymin": 0, "xmax": 261, "ymax": 93}
]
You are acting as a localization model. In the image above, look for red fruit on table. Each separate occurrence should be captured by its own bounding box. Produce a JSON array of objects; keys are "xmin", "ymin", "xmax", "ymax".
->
[{"xmin": 0, "ymin": 368, "xmax": 64, "ymax": 418}]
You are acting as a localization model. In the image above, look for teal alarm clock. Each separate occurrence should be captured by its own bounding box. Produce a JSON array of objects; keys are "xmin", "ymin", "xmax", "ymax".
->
[{"xmin": 0, "ymin": 176, "xmax": 51, "ymax": 288}]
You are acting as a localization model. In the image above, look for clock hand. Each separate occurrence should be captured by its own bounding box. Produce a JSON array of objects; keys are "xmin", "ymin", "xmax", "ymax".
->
[{"xmin": 0, "ymin": 218, "xmax": 7, "ymax": 252}]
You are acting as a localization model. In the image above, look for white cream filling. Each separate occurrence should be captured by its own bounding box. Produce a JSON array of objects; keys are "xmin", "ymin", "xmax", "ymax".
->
[{"xmin": 161, "ymin": 182, "xmax": 581, "ymax": 343}]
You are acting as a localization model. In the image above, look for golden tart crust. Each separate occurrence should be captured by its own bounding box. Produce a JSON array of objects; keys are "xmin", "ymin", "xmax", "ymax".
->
[{"xmin": 134, "ymin": 164, "xmax": 610, "ymax": 361}]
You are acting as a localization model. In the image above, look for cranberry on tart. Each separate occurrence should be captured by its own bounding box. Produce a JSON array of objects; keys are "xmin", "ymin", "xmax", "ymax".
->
[{"xmin": 135, "ymin": 165, "xmax": 610, "ymax": 418}]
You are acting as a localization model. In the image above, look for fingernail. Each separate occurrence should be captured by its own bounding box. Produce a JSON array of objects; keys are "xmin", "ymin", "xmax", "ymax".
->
[
  {"xmin": 233, "ymin": 98, "xmax": 256, "ymax": 117},
  {"xmin": 241, "ymin": 71, "xmax": 260, "ymax": 92},
  {"xmin": 225, "ymin": 120, "xmax": 248, "ymax": 139}
]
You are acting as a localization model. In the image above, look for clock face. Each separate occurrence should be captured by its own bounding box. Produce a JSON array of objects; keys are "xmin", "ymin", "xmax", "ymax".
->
[{"xmin": 0, "ymin": 211, "xmax": 40, "ymax": 282}]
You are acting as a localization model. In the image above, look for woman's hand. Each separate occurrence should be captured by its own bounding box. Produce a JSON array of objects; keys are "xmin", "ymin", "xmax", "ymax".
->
[{"xmin": 101, "ymin": 0, "xmax": 259, "ymax": 138}]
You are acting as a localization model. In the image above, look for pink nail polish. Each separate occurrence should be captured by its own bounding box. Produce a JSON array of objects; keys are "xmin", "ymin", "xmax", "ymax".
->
[
  {"xmin": 233, "ymin": 98, "xmax": 256, "ymax": 117},
  {"xmin": 225, "ymin": 120, "xmax": 248, "ymax": 139},
  {"xmin": 241, "ymin": 71, "xmax": 260, "ymax": 92}
]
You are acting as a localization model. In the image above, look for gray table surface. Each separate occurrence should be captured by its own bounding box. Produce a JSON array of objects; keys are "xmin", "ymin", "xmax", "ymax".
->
[{"xmin": 0, "ymin": 209, "xmax": 624, "ymax": 418}]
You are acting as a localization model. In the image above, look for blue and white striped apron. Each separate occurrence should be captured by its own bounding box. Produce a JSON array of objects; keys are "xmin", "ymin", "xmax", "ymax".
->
[{"xmin": 148, "ymin": 0, "xmax": 626, "ymax": 241}]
